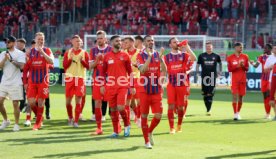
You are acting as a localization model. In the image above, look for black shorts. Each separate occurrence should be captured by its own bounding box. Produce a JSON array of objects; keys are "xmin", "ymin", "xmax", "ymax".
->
[{"xmin": 201, "ymin": 75, "xmax": 216, "ymax": 96}]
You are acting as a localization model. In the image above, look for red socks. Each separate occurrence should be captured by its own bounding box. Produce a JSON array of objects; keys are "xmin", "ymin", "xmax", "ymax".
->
[
  {"xmin": 95, "ymin": 107, "xmax": 102, "ymax": 129},
  {"xmin": 125, "ymin": 105, "xmax": 130, "ymax": 122},
  {"xmin": 264, "ymin": 97, "xmax": 271, "ymax": 114},
  {"xmin": 74, "ymin": 104, "xmax": 81, "ymax": 123},
  {"xmin": 167, "ymin": 109, "xmax": 174, "ymax": 129},
  {"xmin": 178, "ymin": 109, "xmax": 184, "ymax": 126},
  {"xmin": 237, "ymin": 102, "xmax": 242, "ymax": 112},
  {"xmin": 135, "ymin": 105, "xmax": 141, "ymax": 118},
  {"xmin": 110, "ymin": 111, "xmax": 119, "ymax": 133},
  {"xmin": 141, "ymin": 117, "xmax": 149, "ymax": 143},
  {"xmin": 149, "ymin": 117, "xmax": 161, "ymax": 133},
  {"xmin": 31, "ymin": 105, "xmax": 37, "ymax": 116},
  {"xmin": 184, "ymin": 100, "xmax": 188, "ymax": 115},
  {"xmin": 26, "ymin": 113, "xmax": 31, "ymax": 121},
  {"xmin": 36, "ymin": 106, "xmax": 44, "ymax": 125},
  {"xmin": 232, "ymin": 102, "xmax": 237, "ymax": 113},
  {"xmin": 119, "ymin": 109, "xmax": 130, "ymax": 127},
  {"xmin": 81, "ymin": 96, "xmax": 86, "ymax": 113},
  {"xmin": 66, "ymin": 104, "xmax": 73, "ymax": 119}
]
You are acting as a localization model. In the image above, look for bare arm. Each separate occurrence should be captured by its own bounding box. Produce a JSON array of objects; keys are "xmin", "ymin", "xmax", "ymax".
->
[
  {"xmin": 139, "ymin": 55, "xmax": 152, "ymax": 74},
  {"xmin": 250, "ymin": 61, "xmax": 260, "ymax": 68},
  {"xmin": 38, "ymin": 47, "xmax": 54, "ymax": 64},
  {"xmin": 11, "ymin": 61, "xmax": 25, "ymax": 70},
  {"xmin": 90, "ymin": 60, "xmax": 98, "ymax": 70},
  {"xmin": 184, "ymin": 45, "xmax": 197, "ymax": 61}
]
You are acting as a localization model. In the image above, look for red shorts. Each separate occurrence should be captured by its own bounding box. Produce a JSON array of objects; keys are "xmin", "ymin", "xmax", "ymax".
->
[
  {"xmin": 261, "ymin": 80, "xmax": 270, "ymax": 92},
  {"xmin": 27, "ymin": 83, "xmax": 49, "ymax": 99},
  {"xmin": 140, "ymin": 92, "xmax": 163, "ymax": 114},
  {"xmin": 92, "ymin": 85, "xmax": 107, "ymax": 101},
  {"xmin": 127, "ymin": 78, "xmax": 140, "ymax": 100},
  {"xmin": 231, "ymin": 82, "xmax": 246, "ymax": 96},
  {"xmin": 184, "ymin": 85, "xmax": 190, "ymax": 96},
  {"xmin": 65, "ymin": 77, "xmax": 85, "ymax": 97},
  {"xmin": 106, "ymin": 87, "xmax": 128, "ymax": 108},
  {"xmin": 167, "ymin": 84, "xmax": 186, "ymax": 106}
]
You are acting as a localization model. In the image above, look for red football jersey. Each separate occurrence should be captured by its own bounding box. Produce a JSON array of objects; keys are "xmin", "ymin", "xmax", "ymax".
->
[
  {"xmin": 227, "ymin": 53, "xmax": 249, "ymax": 83},
  {"xmin": 23, "ymin": 47, "xmax": 53, "ymax": 85},
  {"xmin": 257, "ymin": 54, "xmax": 270, "ymax": 81},
  {"xmin": 102, "ymin": 50, "xmax": 132, "ymax": 88}
]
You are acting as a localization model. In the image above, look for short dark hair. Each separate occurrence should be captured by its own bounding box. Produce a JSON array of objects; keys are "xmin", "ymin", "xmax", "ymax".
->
[
  {"xmin": 134, "ymin": 35, "xmax": 143, "ymax": 42},
  {"xmin": 143, "ymin": 35, "xmax": 153, "ymax": 42},
  {"xmin": 265, "ymin": 43, "xmax": 272, "ymax": 50},
  {"xmin": 234, "ymin": 42, "xmax": 243, "ymax": 47},
  {"xmin": 17, "ymin": 38, "xmax": 26, "ymax": 44},
  {"xmin": 110, "ymin": 35, "xmax": 120, "ymax": 41},
  {"xmin": 124, "ymin": 36, "xmax": 135, "ymax": 42},
  {"xmin": 168, "ymin": 37, "xmax": 177, "ymax": 44},
  {"xmin": 31, "ymin": 39, "xmax": 36, "ymax": 44}
]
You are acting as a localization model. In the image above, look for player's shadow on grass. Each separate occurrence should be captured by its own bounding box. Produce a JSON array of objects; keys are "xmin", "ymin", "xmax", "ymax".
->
[
  {"xmin": 206, "ymin": 149, "xmax": 276, "ymax": 159},
  {"xmin": 185, "ymin": 119, "xmax": 267, "ymax": 125},
  {"xmin": 4, "ymin": 135, "xmax": 117, "ymax": 145},
  {"xmin": 3, "ymin": 131, "xmax": 167, "ymax": 145},
  {"xmin": 33, "ymin": 146, "xmax": 141, "ymax": 158},
  {"xmin": 40, "ymin": 119, "xmax": 113, "ymax": 130}
]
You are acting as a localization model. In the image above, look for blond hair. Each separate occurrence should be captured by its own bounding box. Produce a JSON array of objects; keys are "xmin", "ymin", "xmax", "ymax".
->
[{"xmin": 35, "ymin": 32, "xmax": 45, "ymax": 37}]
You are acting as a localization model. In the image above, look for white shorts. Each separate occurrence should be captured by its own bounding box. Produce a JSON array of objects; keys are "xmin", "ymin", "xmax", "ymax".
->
[{"xmin": 0, "ymin": 84, "xmax": 23, "ymax": 100}]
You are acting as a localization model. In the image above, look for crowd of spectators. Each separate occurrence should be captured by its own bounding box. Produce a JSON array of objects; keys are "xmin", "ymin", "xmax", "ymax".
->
[{"xmin": 80, "ymin": 0, "xmax": 270, "ymax": 39}]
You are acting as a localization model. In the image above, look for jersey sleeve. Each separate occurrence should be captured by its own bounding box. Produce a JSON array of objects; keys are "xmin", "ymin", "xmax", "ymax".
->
[
  {"xmin": 80, "ymin": 51, "xmax": 90, "ymax": 69},
  {"xmin": 183, "ymin": 53, "xmax": 190, "ymax": 65},
  {"xmin": 217, "ymin": 54, "xmax": 222, "ymax": 63},
  {"xmin": 257, "ymin": 56, "xmax": 262, "ymax": 64},
  {"xmin": 197, "ymin": 54, "xmax": 202, "ymax": 65},
  {"xmin": 17, "ymin": 52, "xmax": 26, "ymax": 63},
  {"xmin": 63, "ymin": 51, "xmax": 72, "ymax": 70},
  {"xmin": 125, "ymin": 53, "xmax": 132, "ymax": 76},
  {"xmin": 90, "ymin": 48, "xmax": 95, "ymax": 63},
  {"xmin": 227, "ymin": 56, "xmax": 235, "ymax": 72},
  {"xmin": 45, "ymin": 48, "xmax": 54, "ymax": 63},
  {"xmin": 243, "ymin": 55, "xmax": 249, "ymax": 72},
  {"xmin": 137, "ymin": 53, "xmax": 145, "ymax": 70}
]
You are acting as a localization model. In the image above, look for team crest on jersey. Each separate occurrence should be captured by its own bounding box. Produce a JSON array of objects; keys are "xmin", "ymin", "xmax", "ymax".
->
[
  {"xmin": 232, "ymin": 61, "xmax": 238, "ymax": 65},
  {"xmin": 120, "ymin": 56, "xmax": 124, "ymax": 61},
  {"xmin": 212, "ymin": 57, "xmax": 215, "ymax": 60},
  {"xmin": 203, "ymin": 57, "xmax": 207, "ymax": 60}
]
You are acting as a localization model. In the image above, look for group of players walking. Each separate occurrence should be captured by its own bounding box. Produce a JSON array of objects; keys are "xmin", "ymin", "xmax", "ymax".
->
[{"xmin": 0, "ymin": 30, "xmax": 275, "ymax": 149}]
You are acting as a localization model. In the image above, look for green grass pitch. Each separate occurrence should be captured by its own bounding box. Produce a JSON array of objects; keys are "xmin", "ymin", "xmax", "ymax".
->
[{"xmin": 0, "ymin": 85, "xmax": 275, "ymax": 159}]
